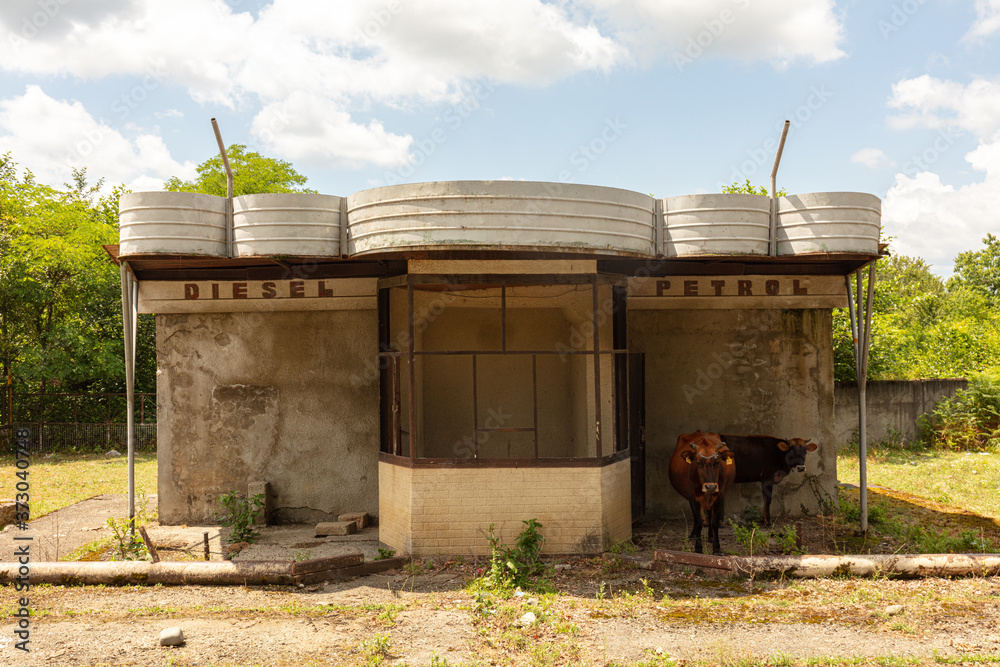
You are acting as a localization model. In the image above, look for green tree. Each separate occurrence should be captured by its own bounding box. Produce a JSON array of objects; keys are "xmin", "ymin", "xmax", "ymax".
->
[
  {"xmin": 834, "ymin": 243, "xmax": 1000, "ymax": 382},
  {"xmin": 0, "ymin": 155, "xmax": 156, "ymax": 424},
  {"xmin": 948, "ymin": 233, "xmax": 1000, "ymax": 300},
  {"xmin": 721, "ymin": 179, "xmax": 787, "ymax": 197},
  {"xmin": 164, "ymin": 144, "xmax": 316, "ymax": 196}
]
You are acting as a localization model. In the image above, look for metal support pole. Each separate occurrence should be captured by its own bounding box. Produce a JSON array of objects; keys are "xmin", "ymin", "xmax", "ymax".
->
[
  {"xmin": 844, "ymin": 264, "xmax": 876, "ymax": 534},
  {"xmin": 768, "ymin": 120, "xmax": 791, "ymax": 257},
  {"xmin": 211, "ymin": 118, "xmax": 234, "ymax": 258},
  {"xmin": 592, "ymin": 279, "xmax": 602, "ymax": 458},
  {"xmin": 120, "ymin": 262, "xmax": 138, "ymax": 530}
]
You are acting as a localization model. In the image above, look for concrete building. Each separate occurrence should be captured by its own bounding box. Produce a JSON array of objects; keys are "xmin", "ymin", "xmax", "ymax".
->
[{"xmin": 113, "ymin": 182, "xmax": 881, "ymax": 556}]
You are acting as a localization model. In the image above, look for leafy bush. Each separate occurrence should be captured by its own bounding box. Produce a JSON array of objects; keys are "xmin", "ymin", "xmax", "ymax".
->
[
  {"xmin": 721, "ymin": 179, "xmax": 787, "ymax": 197},
  {"xmin": 920, "ymin": 371, "xmax": 1000, "ymax": 451},
  {"xmin": 480, "ymin": 519, "xmax": 548, "ymax": 593},
  {"xmin": 106, "ymin": 517, "xmax": 149, "ymax": 561},
  {"xmin": 218, "ymin": 492, "xmax": 265, "ymax": 544}
]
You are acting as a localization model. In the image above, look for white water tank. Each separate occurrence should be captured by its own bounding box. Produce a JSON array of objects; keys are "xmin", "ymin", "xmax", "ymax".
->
[
  {"xmin": 118, "ymin": 192, "xmax": 227, "ymax": 257},
  {"xmin": 346, "ymin": 181, "xmax": 654, "ymax": 257},
  {"xmin": 233, "ymin": 193, "xmax": 343, "ymax": 258},
  {"xmin": 661, "ymin": 194, "xmax": 771, "ymax": 256},
  {"xmin": 777, "ymin": 192, "xmax": 881, "ymax": 255}
]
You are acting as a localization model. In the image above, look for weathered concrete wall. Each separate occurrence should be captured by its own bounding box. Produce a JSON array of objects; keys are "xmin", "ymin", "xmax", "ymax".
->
[
  {"xmin": 628, "ymin": 308, "xmax": 836, "ymax": 522},
  {"xmin": 833, "ymin": 379, "xmax": 968, "ymax": 448},
  {"xmin": 378, "ymin": 459, "xmax": 631, "ymax": 556},
  {"xmin": 157, "ymin": 310, "xmax": 379, "ymax": 524}
]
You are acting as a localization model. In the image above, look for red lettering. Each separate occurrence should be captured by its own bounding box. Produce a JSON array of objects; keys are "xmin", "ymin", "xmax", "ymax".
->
[
  {"xmin": 655, "ymin": 280, "xmax": 671, "ymax": 296},
  {"xmin": 318, "ymin": 281, "xmax": 333, "ymax": 297},
  {"xmin": 683, "ymin": 280, "xmax": 698, "ymax": 296},
  {"xmin": 184, "ymin": 284, "xmax": 199, "ymax": 300},
  {"xmin": 738, "ymin": 280, "xmax": 752, "ymax": 296},
  {"xmin": 710, "ymin": 280, "xmax": 725, "ymax": 296},
  {"xmin": 289, "ymin": 281, "xmax": 305, "ymax": 298},
  {"xmin": 262, "ymin": 282, "xmax": 277, "ymax": 299},
  {"xmin": 765, "ymin": 280, "xmax": 780, "ymax": 296},
  {"xmin": 232, "ymin": 283, "xmax": 248, "ymax": 299},
  {"xmin": 793, "ymin": 279, "xmax": 808, "ymax": 295},
  {"xmin": 211, "ymin": 284, "xmax": 220, "ymax": 299}
]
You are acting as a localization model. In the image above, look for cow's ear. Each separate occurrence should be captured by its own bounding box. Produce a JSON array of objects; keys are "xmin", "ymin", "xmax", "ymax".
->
[
  {"xmin": 806, "ymin": 442, "xmax": 818, "ymax": 452},
  {"xmin": 723, "ymin": 451, "xmax": 735, "ymax": 465},
  {"xmin": 776, "ymin": 440, "xmax": 790, "ymax": 451},
  {"xmin": 681, "ymin": 451, "xmax": 695, "ymax": 464}
]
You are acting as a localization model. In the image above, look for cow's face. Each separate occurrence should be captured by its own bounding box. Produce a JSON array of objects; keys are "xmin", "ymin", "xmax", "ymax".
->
[
  {"xmin": 682, "ymin": 434, "xmax": 735, "ymax": 496},
  {"xmin": 777, "ymin": 438, "xmax": 818, "ymax": 476}
]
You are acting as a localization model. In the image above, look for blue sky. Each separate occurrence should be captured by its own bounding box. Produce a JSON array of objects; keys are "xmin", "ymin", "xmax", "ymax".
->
[{"xmin": 1, "ymin": 0, "xmax": 998, "ymax": 275}]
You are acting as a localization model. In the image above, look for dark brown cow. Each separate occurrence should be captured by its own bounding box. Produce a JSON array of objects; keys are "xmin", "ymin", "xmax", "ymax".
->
[
  {"xmin": 720, "ymin": 434, "xmax": 818, "ymax": 525},
  {"xmin": 668, "ymin": 430, "xmax": 736, "ymax": 555}
]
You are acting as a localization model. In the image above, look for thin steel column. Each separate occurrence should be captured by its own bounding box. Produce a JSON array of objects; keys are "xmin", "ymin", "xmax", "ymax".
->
[
  {"xmin": 120, "ymin": 262, "xmax": 138, "ymax": 528},
  {"xmin": 844, "ymin": 265, "xmax": 876, "ymax": 534},
  {"xmin": 407, "ymin": 281, "xmax": 416, "ymax": 460},
  {"xmin": 592, "ymin": 279, "xmax": 602, "ymax": 458}
]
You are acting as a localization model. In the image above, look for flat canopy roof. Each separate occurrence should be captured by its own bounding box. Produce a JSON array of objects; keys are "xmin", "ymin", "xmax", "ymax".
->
[{"xmin": 113, "ymin": 181, "xmax": 884, "ymax": 281}]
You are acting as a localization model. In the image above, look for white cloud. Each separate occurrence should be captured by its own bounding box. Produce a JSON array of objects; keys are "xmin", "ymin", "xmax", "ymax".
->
[
  {"xmin": 0, "ymin": 0, "xmax": 849, "ymax": 173},
  {"xmin": 882, "ymin": 75, "xmax": 1000, "ymax": 273},
  {"xmin": 251, "ymin": 93, "xmax": 413, "ymax": 168},
  {"xmin": 964, "ymin": 0, "xmax": 1000, "ymax": 41},
  {"xmin": 851, "ymin": 148, "xmax": 891, "ymax": 169},
  {"xmin": 0, "ymin": 85, "xmax": 195, "ymax": 191},
  {"xmin": 582, "ymin": 0, "xmax": 845, "ymax": 67},
  {"xmin": 888, "ymin": 75, "xmax": 1000, "ymax": 138}
]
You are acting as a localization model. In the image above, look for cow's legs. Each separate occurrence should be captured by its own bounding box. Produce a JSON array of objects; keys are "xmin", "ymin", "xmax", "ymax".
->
[
  {"xmin": 688, "ymin": 499, "xmax": 704, "ymax": 553},
  {"xmin": 760, "ymin": 481, "xmax": 774, "ymax": 526},
  {"xmin": 710, "ymin": 496, "xmax": 725, "ymax": 556}
]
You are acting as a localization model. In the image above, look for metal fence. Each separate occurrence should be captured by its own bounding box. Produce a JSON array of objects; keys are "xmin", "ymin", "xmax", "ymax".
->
[
  {"xmin": 6, "ymin": 422, "xmax": 157, "ymax": 454},
  {"xmin": 2, "ymin": 392, "xmax": 157, "ymax": 454}
]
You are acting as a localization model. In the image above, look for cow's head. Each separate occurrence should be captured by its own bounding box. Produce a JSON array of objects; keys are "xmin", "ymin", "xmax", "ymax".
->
[
  {"xmin": 681, "ymin": 432, "xmax": 735, "ymax": 497},
  {"xmin": 775, "ymin": 437, "xmax": 818, "ymax": 481}
]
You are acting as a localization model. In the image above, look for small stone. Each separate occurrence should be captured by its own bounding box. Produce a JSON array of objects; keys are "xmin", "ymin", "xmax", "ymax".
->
[
  {"xmin": 315, "ymin": 521, "xmax": 356, "ymax": 537},
  {"xmin": 338, "ymin": 512, "xmax": 370, "ymax": 529},
  {"xmin": 0, "ymin": 503, "xmax": 17, "ymax": 528},
  {"xmin": 526, "ymin": 598, "xmax": 538, "ymax": 605},
  {"xmin": 106, "ymin": 450, "xmax": 122, "ymax": 458},
  {"xmin": 554, "ymin": 564, "xmax": 571, "ymax": 571},
  {"xmin": 159, "ymin": 627, "xmax": 185, "ymax": 646},
  {"xmin": 885, "ymin": 605, "xmax": 905, "ymax": 616},
  {"xmin": 516, "ymin": 612, "xmax": 536, "ymax": 627}
]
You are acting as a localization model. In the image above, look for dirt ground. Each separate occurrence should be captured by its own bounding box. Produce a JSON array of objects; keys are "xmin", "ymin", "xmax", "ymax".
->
[{"xmin": 3, "ymin": 493, "xmax": 1000, "ymax": 666}]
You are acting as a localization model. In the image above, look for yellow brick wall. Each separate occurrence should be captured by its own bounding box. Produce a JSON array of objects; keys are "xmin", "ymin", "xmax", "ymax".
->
[
  {"xmin": 378, "ymin": 460, "xmax": 632, "ymax": 556},
  {"xmin": 377, "ymin": 462, "xmax": 413, "ymax": 554},
  {"xmin": 601, "ymin": 458, "xmax": 632, "ymax": 543}
]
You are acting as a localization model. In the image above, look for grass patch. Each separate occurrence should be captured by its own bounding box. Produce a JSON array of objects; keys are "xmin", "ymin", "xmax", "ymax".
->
[
  {"xmin": 0, "ymin": 451, "xmax": 157, "ymax": 518},
  {"xmin": 837, "ymin": 448, "xmax": 1000, "ymax": 520}
]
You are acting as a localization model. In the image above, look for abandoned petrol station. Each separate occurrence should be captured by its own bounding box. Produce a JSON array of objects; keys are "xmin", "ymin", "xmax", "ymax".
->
[{"xmin": 112, "ymin": 181, "xmax": 881, "ymax": 556}]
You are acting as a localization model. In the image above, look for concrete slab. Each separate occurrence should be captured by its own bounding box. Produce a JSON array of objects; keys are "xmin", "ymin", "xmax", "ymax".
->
[{"xmin": 316, "ymin": 521, "xmax": 357, "ymax": 537}]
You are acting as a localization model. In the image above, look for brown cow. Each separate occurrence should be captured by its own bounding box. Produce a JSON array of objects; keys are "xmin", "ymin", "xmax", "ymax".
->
[
  {"xmin": 720, "ymin": 434, "xmax": 818, "ymax": 526},
  {"xmin": 668, "ymin": 430, "xmax": 736, "ymax": 555}
]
